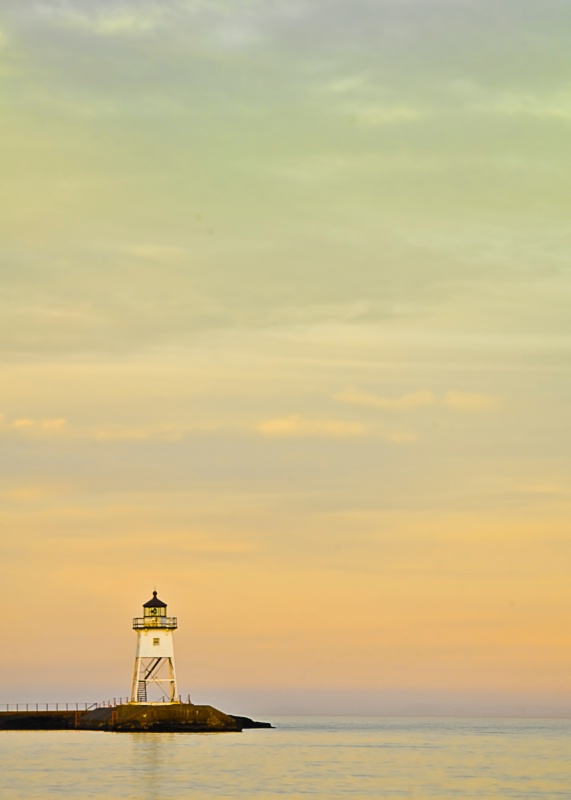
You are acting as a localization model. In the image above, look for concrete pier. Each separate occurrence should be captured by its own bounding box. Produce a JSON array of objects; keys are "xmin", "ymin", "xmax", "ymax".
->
[{"xmin": 0, "ymin": 703, "xmax": 272, "ymax": 732}]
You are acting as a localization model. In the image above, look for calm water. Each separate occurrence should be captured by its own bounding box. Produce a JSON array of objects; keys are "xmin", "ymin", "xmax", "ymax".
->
[{"xmin": 1, "ymin": 716, "xmax": 570, "ymax": 799}]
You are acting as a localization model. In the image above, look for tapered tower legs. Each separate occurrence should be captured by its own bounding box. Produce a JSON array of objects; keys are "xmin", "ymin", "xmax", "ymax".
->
[{"xmin": 131, "ymin": 655, "xmax": 178, "ymax": 703}]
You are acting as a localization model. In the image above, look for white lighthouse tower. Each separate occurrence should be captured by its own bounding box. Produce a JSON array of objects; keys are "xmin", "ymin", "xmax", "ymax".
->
[{"xmin": 131, "ymin": 591, "xmax": 179, "ymax": 704}]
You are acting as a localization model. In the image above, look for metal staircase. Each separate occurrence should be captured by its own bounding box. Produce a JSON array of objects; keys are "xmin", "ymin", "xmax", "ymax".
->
[{"xmin": 144, "ymin": 658, "xmax": 162, "ymax": 680}]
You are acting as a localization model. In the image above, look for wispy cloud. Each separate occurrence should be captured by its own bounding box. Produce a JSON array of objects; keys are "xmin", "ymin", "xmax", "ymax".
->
[
  {"xmin": 256, "ymin": 415, "xmax": 418, "ymax": 444},
  {"xmin": 126, "ymin": 245, "xmax": 188, "ymax": 261},
  {"xmin": 336, "ymin": 390, "xmax": 501, "ymax": 413},
  {"xmin": 3, "ymin": 416, "xmax": 67, "ymax": 434},
  {"xmin": 336, "ymin": 390, "xmax": 436, "ymax": 411},
  {"xmin": 257, "ymin": 415, "xmax": 365, "ymax": 439},
  {"xmin": 444, "ymin": 392, "xmax": 501, "ymax": 412},
  {"xmin": 465, "ymin": 89, "xmax": 571, "ymax": 121},
  {"xmin": 381, "ymin": 429, "xmax": 418, "ymax": 443},
  {"xmin": 94, "ymin": 424, "xmax": 185, "ymax": 442},
  {"xmin": 35, "ymin": 4, "xmax": 169, "ymax": 38},
  {"xmin": 0, "ymin": 483, "xmax": 61, "ymax": 502},
  {"xmin": 522, "ymin": 484, "xmax": 568, "ymax": 497},
  {"xmin": 318, "ymin": 70, "xmax": 424, "ymax": 125},
  {"xmin": 27, "ymin": 0, "xmax": 290, "ymax": 48},
  {"xmin": 351, "ymin": 105, "xmax": 421, "ymax": 125}
]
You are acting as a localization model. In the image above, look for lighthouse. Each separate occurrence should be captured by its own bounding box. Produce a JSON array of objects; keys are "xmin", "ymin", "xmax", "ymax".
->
[{"xmin": 131, "ymin": 591, "xmax": 179, "ymax": 704}]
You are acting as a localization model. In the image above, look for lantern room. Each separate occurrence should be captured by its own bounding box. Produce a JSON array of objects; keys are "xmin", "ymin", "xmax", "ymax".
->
[
  {"xmin": 144, "ymin": 590, "xmax": 167, "ymax": 618},
  {"xmin": 133, "ymin": 591, "xmax": 177, "ymax": 630}
]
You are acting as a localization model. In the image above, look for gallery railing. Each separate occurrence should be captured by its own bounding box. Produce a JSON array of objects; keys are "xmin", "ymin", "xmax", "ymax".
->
[{"xmin": 132, "ymin": 616, "xmax": 177, "ymax": 629}]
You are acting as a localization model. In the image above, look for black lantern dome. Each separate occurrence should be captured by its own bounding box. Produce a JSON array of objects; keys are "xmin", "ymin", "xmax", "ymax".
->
[{"xmin": 143, "ymin": 591, "xmax": 167, "ymax": 609}]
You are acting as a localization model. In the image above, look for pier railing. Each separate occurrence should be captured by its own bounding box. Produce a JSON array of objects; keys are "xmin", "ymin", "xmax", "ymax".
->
[
  {"xmin": 2, "ymin": 702, "xmax": 97, "ymax": 712},
  {"xmin": 2, "ymin": 695, "xmax": 192, "ymax": 712}
]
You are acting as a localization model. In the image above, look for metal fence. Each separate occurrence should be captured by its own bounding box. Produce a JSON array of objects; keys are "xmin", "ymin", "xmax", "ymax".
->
[
  {"xmin": 1, "ymin": 699, "xmax": 129, "ymax": 712},
  {"xmin": 1, "ymin": 695, "xmax": 192, "ymax": 712}
]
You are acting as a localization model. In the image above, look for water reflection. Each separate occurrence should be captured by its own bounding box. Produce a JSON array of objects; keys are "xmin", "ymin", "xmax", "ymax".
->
[
  {"xmin": 128, "ymin": 732, "xmax": 178, "ymax": 799},
  {"xmin": 0, "ymin": 719, "xmax": 570, "ymax": 799}
]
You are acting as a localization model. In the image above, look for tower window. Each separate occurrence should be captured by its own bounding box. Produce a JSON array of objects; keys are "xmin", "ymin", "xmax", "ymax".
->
[{"xmin": 153, "ymin": 638, "xmax": 160, "ymax": 646}]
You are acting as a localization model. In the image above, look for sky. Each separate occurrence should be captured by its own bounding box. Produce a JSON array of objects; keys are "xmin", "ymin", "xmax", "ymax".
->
[{"xmin": 1, "ymin": 0, "xmax": 570, "ymax": 716}]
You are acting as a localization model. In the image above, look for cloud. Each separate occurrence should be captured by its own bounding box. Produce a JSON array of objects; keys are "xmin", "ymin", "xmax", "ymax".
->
[
  {"xmin": 53, "ymin": 530, "xmax": 257, "ymax": 557},
  {"xmin": 0, "ymin": 413, "xmax": 67, "ymax": 437},
  {"xmin": 11, "ymin": 419, "xmax": 35, "ymax": 429},
  {"xmin": 208, "ymin": 19, "xmax": 266, "ymax": 51},
  {"xmin": 318, "ymin": 70, "xmax": 423, "ymax": 125},
  {"xmin": 38, "ymin": 5, "xmax": 168, "ymax": 38},
  {"xmin": 382, "ymin": 430, "xmax": 418, "ymax": 443},
  {"xmin": 337, "ymin": 390, "xmax": 502, "ymax": 413},
  {"xmin": 127, "ymin": 245, "xmax": 188, "ymax": 261},
  {"xmin": 322, "ymin": 73, "xmax": 370, "ymax": 95},
  {"xmin": 94, "ymin": 424, "xmax": 184, "ymax": 442},
  {"xmin": 257, "ymin": 415, "xmax": 365, "ymax": 439},
  {"xmin": 9, "ymin": 418, "xmax": 67, "ymax": 432},
  {"xmin": 349, "ymin": 104, "xmax": 422, "ymax": 126},
  {"xmin": 336, "ymin": 390, "xmax": 437, "ymax": 410},
  {"xmin": 27, "ymin": 0, "xmax": 283, "ymax": 49},
  {"xmin": 0, "ymin": 25, "xmax": 21, "ymax": 77},
  {"xmin": 444, "ymin": 392, "xmax": 501, "ymax": 412},
  {"xmin": 522, "ymin": 484, "xmax": 568, "ymax": 497},
  {"xmin": 466, "ymin": 90, "xmax": 571, "ymax": 121},
  {"xmin": 0, "ymin": 484, "xmax": 57, "ymax": 502}
]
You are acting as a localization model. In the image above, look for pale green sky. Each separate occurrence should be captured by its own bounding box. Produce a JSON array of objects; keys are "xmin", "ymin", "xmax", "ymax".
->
[{"xmin": 1, "ymin": 1, "xmax": 570, "ymax": 714}]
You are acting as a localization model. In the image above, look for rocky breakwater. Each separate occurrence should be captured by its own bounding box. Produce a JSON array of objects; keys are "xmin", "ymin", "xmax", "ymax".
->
[{"xmin": 0, "ymin": 704, "xmax": 272, "ymax": 733}]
